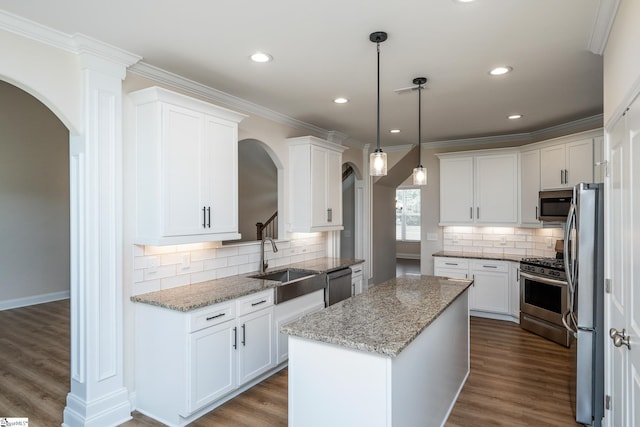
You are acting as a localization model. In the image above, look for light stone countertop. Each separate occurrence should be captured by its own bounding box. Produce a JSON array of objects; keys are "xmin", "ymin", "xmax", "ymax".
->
[
  {"xmin": 130, "ymin": 257, "xmax": 364, "ymax": 312},
  {"xmin": 281, "ymin": 275, "xmax": 473, "ymax": 358},
  {"xmin": 432, "ymin": 250, "xmax": 524, "ymax": 263}
]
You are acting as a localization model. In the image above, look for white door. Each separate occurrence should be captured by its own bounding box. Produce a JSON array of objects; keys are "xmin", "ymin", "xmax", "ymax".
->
[
  {"xmin": 475, "ymin": 153, "xmax": 518, "ymax": 224},
  {"xmin": 439, "ymin": 157, "xmax": 474, "ymax": 224},
  {"xmin": 540, "ymin": 144, "xmax": 566, "ymax": 189},
  {"xmin": 520, "ymin": 149, "xmax": 541, "ymax": 225},
  {"xmin": 605, "ymin": 98, "xmax": 640, "ymax": 426}
]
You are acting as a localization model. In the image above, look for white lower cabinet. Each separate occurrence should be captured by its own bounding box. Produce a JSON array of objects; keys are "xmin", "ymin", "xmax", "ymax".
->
[
  {"xmin": 350, "ymin": 262, "xmax": 364, "ymax": 295},
  {"xmin": 469, "ymin": 260, "xmax": 510, "ymax": 315},
  {"xmin": 135, "ymin": 289, "xmax": 275, "ymax": 426},
  {"xmin": 434, "ymin": 256, "xmax": 518, "ymax": 322},
  {"xmin": 510, "ymin": 262, "xmax": 520, "ymax": 320},
  {"xmin": 273, "ymin": 289, "xmax": 325, "ymax": 365}
]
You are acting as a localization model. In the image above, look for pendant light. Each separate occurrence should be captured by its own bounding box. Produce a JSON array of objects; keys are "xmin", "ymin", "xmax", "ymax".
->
[
  {"xmin": 412, "ymin": 77, "xmax": 428, "ymax": 186},
  {"xmin": 369, "ymin": 31, "xmax": 388, "ymax": 176}
]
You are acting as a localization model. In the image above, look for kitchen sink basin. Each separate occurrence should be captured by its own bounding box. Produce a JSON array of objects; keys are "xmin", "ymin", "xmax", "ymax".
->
[
  {"xmin": 249, "ymin": 269, "xmax": 326, "ymax": 304},
  {"xmin": 250, "ymin": 269, "xmax": 316, "ymax": 283}
]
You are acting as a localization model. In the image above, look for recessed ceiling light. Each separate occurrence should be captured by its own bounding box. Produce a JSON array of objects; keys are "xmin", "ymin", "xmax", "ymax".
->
[
  {"xmin": 389, "ymin": 129, "xmax": 401, "ymax": 134},
  {"xmin": 250, "ymin": 52, "xmax": 273, "ymax": 63},
  {"xmin": 333, "ymin": 97, "xmax": 349, "ymax": 104},
  {"xmin": 454, "ymin": 0, "xmax": 475, "ymax": 3},
  {"xmin": 489, "ymin": 66, "xmax": 513, "ymax": 76},
  {"xmin": 508, "ymin": 114, "xmax": 523, "ymax": 120}
]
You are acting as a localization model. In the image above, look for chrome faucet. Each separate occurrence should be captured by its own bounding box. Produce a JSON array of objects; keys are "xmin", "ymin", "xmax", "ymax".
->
[{"xmin": 260, "ymin": 237, "xmax": 278, "ymax": 273}]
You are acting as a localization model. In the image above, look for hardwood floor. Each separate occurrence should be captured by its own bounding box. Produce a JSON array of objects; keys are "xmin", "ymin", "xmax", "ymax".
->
[{"xmin": 1, "ymin": 300, "xmax": 580, "ymax": 426}]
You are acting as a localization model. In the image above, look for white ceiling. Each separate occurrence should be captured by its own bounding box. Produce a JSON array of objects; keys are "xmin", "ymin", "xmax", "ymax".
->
[{"xmin": 0, "ymin": 0, "xmax": 604, "ymax": 148}]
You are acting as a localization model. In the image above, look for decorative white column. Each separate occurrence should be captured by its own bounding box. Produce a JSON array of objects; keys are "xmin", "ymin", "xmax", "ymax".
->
[{"xmin": 63, "ymin": 36, "xmax": 140, "ymax": 427}]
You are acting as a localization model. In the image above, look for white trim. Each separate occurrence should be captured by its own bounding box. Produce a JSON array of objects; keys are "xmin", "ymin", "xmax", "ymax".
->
[
  {"xmin": 0, "ymin": 10, "xmax": 141, "ymax": 67},
  {"xmin": 424, "ymin": 114, "xmax": 604, "ymax": 149},
  {"xmin": 128, "ymin": 62, "xmax": 344, "ymax": 142},
  {"xmin": 588, "ymin": 0, "xmax": 621, "ymax": 55},
  {"xmin": 0, "ymin": 290, "xmax": 70, "ymax": 311}
]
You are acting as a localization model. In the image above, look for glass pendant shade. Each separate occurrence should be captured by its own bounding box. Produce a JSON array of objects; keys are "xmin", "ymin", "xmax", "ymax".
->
[
  {"xmin": 370, "ymin": 149, "xmax": 387, "ymax": 176},
  {"xmin": 413, "ymin": 165, "xmax": 427, "ymax": 185}
]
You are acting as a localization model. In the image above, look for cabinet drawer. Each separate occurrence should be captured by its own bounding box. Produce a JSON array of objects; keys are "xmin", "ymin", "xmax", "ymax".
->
[
  {"xmin": 188, "ymin": 302, "xmax": 236, "ymax": 333},
  {"xmin": 470, "ymin": 260, "xmax": 508, "ymax": 273},
  {"xmin": 236, "ymin": 290, "xmax": 274, "ymax": 316},
  {"xmin": 350, "ymin": 264, "xmax": 363, "ymax": 276},
  {"xmin": 434, "ymin": 257, "xmax": 469, "ymax": 270}
]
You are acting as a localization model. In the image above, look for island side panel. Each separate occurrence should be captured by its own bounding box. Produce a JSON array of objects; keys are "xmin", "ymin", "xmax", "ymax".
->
[
  {"xmin": 288, "ymin": 337, "xmax": 392, "ymax": 427},
  {"xmin": 391, "ymin": 289, "xmax": 470, "ymax": 427}
]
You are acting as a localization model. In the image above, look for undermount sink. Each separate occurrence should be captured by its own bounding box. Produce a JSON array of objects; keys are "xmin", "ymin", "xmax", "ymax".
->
[
  {"xmin": 249, "ymin": 269, "xmax": 326, "ymax": 304},
  {"xmin": 250, "ymin": 268, "xmax": 317, "ymax": 283}
]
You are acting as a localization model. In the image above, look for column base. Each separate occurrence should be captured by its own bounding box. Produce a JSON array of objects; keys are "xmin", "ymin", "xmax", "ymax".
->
[{"xmin": 63, "ymin": 388, "xmax": 131, "ymax": 427}]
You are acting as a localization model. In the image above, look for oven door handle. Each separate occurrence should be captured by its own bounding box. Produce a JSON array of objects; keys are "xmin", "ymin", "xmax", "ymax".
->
[{"xmin": 519, "ymin": 271, "xmax": 568, "ymax": 287}]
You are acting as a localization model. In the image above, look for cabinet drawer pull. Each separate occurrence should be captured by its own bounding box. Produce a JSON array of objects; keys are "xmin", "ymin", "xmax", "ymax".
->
[
  {"xmin": 251, "ymin": 299, "xmax": 267, "ymax": 307},
  {"xmin": 206, "ymin": 313, "xmax": 225, "ymax": 321},
  {"xmin": 482, "ymin": 265, "xmax": 498, "ymax": 268},
  {"xmin": 241, "ymin": 324, "xmax": 246, "ymax": 346},
  {"xmin": 445, "ymin": 262, "xmax": 458, "ymax": 266}
]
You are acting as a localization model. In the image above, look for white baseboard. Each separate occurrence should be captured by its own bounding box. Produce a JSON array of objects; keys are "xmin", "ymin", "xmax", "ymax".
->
[
  {"xmin": 396, "ymin": 253, "xmax": 420, "ymax": 260},
  {"xmin": 0, "ymin": 290, "xmax": 70, "ymax": 311}
]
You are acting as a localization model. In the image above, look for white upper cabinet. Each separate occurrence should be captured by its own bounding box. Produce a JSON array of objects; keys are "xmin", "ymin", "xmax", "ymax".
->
[
  {"xmin": 540, "ymin": 138, "xmax": 593, "ymax": 190},
  {"xmin": 520, "ymin": 149, "xmax": 541, "ymax": 225},
  {"xmin": 130, "ymin": 87, "xmax": 247, "ymax": 245},
  {"xmin": 438, "ymin": 150, "xmax": 518, "ymax": 226},
  {"xmin": 288, "ymin": 136, "xmax": 346, "ymax": 232},
  {"xmin": 439, "ymin": 156, "xmax": 474, "ymax": 224}
]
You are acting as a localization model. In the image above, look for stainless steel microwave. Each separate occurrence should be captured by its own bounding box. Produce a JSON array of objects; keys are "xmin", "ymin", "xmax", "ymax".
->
[{"xmin": 538, "ymin": 189, "xmax": 573, "ymax": 222}]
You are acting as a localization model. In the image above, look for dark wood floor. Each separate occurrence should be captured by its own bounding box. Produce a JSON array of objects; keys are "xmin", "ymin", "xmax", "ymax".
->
[{"xmin": 0, "ymin": 300, "xmax": 579, "ymax": 426}]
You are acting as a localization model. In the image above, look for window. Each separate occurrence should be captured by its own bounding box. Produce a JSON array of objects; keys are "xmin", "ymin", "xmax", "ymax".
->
[{"xmin": 396, "ymin": 188, "xmax": 421, "ymax": 241}]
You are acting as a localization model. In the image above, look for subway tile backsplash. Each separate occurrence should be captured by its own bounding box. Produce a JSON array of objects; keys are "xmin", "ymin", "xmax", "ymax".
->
[
  {"xmin": 132, "ymin": 234, "xmax": 326, "ymax": 296},
  {"xmin": 443, "ymin": 226, "xmax": 564, "ymax": 258}
]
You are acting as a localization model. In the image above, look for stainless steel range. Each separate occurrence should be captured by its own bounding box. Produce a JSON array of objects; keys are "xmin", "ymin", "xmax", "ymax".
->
[{"xmin": 519, "ymin": 257, "xmax": 571, "ymax": 347}]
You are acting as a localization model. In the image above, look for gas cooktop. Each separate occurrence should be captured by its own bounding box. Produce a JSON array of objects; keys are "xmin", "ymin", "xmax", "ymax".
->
[{"xmin": 520, "ymin": 257, "xmax": 566, "ymax": 280}]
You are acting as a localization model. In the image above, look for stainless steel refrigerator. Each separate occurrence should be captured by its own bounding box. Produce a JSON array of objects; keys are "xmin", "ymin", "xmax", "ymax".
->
[{"xmin": 563, "ymin": 182, "xmax": 605, "ymax": 427}]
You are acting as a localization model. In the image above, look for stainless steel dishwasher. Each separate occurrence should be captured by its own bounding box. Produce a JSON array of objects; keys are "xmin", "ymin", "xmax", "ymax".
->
[{"xmin": 325, "ymin": 268, "xmax": 352, "ymax": 306}]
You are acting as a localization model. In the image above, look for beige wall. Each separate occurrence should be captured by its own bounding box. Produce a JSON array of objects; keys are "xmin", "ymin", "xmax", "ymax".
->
[
  {"xmin": 0, "ymin": 81, "xmax": 70, "ymax": 307},
  {"xmin": 603, "ymin": 0, "xmax": 640, "ymax": 124}
]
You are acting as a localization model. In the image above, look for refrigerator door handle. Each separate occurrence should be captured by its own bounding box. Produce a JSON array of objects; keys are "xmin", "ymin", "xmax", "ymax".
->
[{"xmin": 564, "ymin": 203, "xmax": 577, "ymax": 294}]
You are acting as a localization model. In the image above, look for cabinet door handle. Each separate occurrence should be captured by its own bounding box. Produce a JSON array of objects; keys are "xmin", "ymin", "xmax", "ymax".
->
[
  {"xmin": 233, "ymin": 326, "xmax": 237, "ymax": 349},
  {"xmin": 202, "ymin": 206, "xmax": 207, "ymax": 228},
  {"xmin": 206, "ymin": 313, "xmax": 225, "ymax": 321},
  {"xmin": 251, "ymin": 299, "xmax": 267, "ymax": 307},
  {"xmin": 241, "ymin": 324, "xmax": 246, "ymax": 346},
  {"xmin": 564, "ymin": 169, "xmax": 568, "ymax": 185},
  {"xmin": 516, "ymin": 268, "xmax": 520, "ymax": 281},
  {"xmin": 535, "ymin": 206, "xmax": 538, "ymax": 220},
  {"xmin": 327, "ymin": 208, "xmax": 332, "ymax": 222},
  {"xmin": 560, "ymin": 170, "xmax": 565, "ymax": 184},
  {"xmin": 207, "ymin": 206, "xmax": 211, "ymax": 228}
]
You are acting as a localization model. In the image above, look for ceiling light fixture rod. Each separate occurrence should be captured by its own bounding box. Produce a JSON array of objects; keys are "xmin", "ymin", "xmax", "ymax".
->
[
  {"xmin": 370, "ymin": 31, "xmax": 388, "ymax": 176},
  {"xmin": 413, "ymin": 76, "xmax": 428, "ymax": 186}
]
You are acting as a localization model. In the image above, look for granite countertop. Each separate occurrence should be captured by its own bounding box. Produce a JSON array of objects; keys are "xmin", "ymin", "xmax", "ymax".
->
[
  {"xmin": 432, "ymin": 250, "xmax": 523, "ymax": 263},
  {"xmin": 281, "ymin": 275, "xmax": 473, "ymax": 358},
  {"xmin": 130, "ymin": 257, "xmax": 364, "ymax": 312}
]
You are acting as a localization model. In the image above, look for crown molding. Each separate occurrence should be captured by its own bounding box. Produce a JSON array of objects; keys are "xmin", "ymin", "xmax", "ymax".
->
[
  {"xmin": 424, "ymin": 114, "xmax": 603, "ymax": 149},
  {"xmin": 0, "ymin": 10, "xmax": 141, "ymax": 68},
  {"xmin": 129, "ymin": 62, "xmax": 342, "ymax": 141},
  {"xmin": 588, "ymin": 0, "xmax": 621, "ymax": 55},
  {"xmin": 0, "ymin": 10, "xmax": 75, "ymax": 53}
]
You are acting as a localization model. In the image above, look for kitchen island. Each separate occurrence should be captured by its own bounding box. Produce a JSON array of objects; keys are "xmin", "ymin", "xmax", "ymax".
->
[{"xmin": 281, "ymin": 275, "xmax": 473, "ymax": 427}]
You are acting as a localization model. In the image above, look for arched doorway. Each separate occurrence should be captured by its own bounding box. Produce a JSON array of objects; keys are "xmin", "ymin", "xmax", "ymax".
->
[{"xmin": 0, "ymin": 80, "xmax": 71, "ymax": 426}]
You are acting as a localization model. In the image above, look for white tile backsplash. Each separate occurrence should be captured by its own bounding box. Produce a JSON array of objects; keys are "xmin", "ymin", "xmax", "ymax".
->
[
  {"xmin": 443, "ymin": 226, "xmax": 562, "ymax": 258},
  {"xmin": 132, "ymin": 234, "xmax": 327, "ymax": 296}
]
